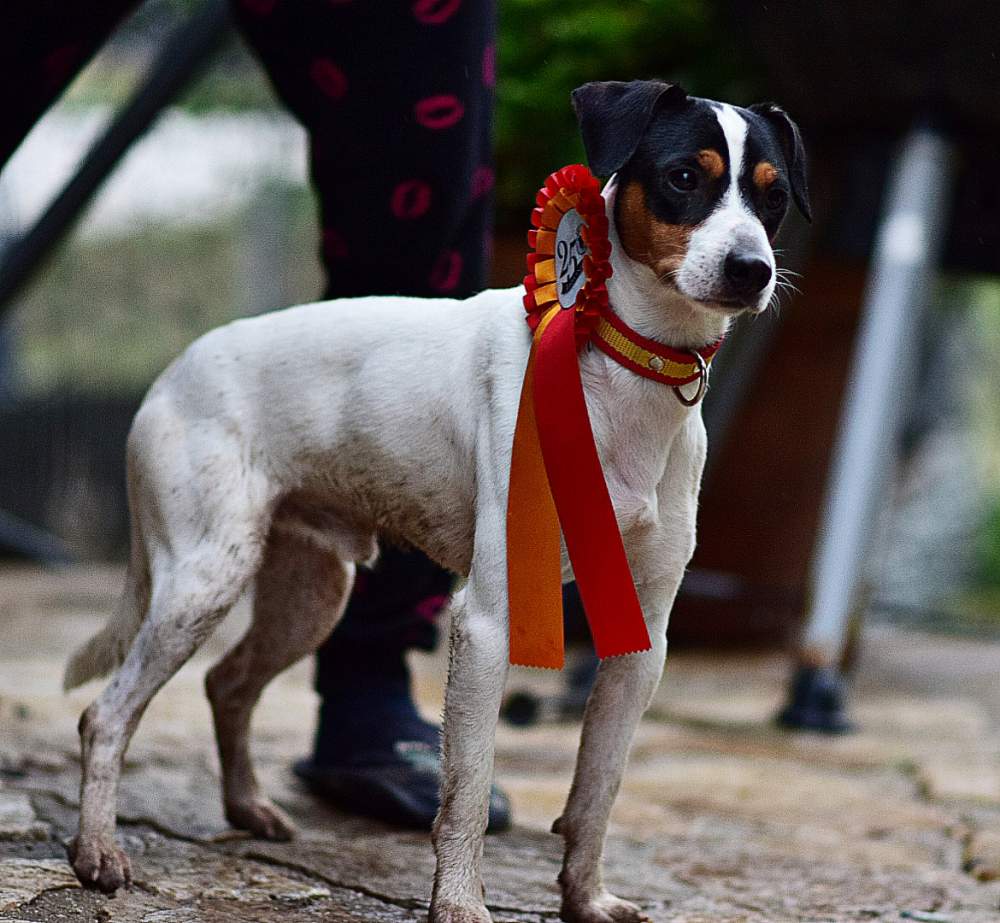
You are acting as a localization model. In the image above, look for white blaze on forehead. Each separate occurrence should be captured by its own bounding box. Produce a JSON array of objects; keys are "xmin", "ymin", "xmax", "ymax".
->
[
  {"xmin": 713, "ymin": 104, "xmax": 748, "ymax": 203},
  {"xmin": 672, "ymin": 102, "xmax": 775, "ymax": 312}
]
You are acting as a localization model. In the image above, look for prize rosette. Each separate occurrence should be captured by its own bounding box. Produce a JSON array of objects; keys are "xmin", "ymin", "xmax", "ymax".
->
[
  {"xmin": 507, "ymin": 165, "xmax": 651, "ymax": 670},
  {"xmin": 522, "ymin": 164, "xmax": 612, "ymax": 345}
]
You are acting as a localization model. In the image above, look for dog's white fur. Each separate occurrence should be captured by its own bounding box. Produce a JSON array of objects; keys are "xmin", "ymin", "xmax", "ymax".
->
[{"xmin": 66, "ymin": 107, "xmax": 770, "ymax": 923}]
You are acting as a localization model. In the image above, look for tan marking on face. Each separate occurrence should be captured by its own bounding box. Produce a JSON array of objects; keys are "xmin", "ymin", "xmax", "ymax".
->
[
  {"xmin": 697, "ymin": 149, "xmax": 725, "ymax": 180},
  {"xmin": 753, "ymin": 161, "xmax": 779, "ymax": 189},
  {"xmin": 616, "ymin": 180, "xmax": 691, "ymax": 280}
]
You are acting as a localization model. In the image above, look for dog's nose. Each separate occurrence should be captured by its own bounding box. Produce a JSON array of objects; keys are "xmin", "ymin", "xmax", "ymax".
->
[{"xmin": 723, "ymin": 252, "xmax": 772, "ymax": 299}]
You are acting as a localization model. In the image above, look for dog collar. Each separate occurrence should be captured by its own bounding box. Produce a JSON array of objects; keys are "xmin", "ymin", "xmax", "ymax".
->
[{"xmin": 591, "ymin": 306, "xmax": 723, "ymax": 405}]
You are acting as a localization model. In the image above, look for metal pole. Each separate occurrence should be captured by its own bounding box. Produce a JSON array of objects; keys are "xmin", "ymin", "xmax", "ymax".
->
[
  {"xmin": 779, "ymin": 125, "xmax": 955, "ymax": 730},
  {"xmin": 0, "ymin": 0, "xmax": 232, "ymax": 314}
]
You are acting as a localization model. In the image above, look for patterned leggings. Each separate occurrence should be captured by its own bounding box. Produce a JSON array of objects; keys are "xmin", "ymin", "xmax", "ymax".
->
[{"xmin": 1, "ymin": 0, "xmax": 496, "ymax": 682}]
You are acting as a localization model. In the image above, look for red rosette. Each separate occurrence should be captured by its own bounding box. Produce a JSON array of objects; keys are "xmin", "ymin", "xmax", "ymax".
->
[{"xmin": 522, "ymin": 164, "xmax": 612, "ymax": 347}]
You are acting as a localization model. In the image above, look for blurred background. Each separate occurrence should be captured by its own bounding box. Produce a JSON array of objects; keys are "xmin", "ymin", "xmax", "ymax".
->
[
  {"xmin": 2, "ymin": 2, "xmax": 1000, "ymax": 918},
  {"xmin": 1, "ymin": 0, "xmax": 998, "ymax": 667}
]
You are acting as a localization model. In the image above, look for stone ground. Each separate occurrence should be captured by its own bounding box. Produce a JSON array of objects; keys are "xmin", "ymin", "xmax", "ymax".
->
[{"xmin": 2, "ymin": 566, "xmax": 1000, "ymax": 922}]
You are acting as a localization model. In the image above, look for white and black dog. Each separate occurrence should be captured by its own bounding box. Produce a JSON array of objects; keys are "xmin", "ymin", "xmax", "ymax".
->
[{"xmin": 64, "ymin": 80, "xmax": 809, "ymax": 923}]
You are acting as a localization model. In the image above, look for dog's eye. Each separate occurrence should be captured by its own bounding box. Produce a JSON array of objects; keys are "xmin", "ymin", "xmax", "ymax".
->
[
  {"xmin": 765, "ymin": 187, "xmax": 788, "ymax": 210},
  {"xmin": 667, "ymin": 168, "xmax": 699, "ymax": 193}
]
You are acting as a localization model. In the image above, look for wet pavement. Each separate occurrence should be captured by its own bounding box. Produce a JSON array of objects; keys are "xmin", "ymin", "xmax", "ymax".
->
[{"xmin": 1, "ymin": 565, "xmax": 999, "ymax": 922}]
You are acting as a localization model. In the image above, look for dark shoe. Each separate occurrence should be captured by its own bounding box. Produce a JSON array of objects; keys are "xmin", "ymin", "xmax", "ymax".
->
[
  {"xmin": 776, "ymin": 664, "xmax": 853, "ymax": 733},
  {"xmin": 293, "ymin": 740, "xmax": 512, "ymax": 832}
]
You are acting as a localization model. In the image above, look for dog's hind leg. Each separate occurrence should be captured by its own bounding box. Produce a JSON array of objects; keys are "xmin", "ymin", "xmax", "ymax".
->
[
  {"xmin": 552, "ymin": 577, "xmax": 674, "ymax": 923},
  {"xmin": 206, "ymin": 530, "xmax": 354, "ymax": 840},
  {"xmin": 71, "ymin": 406, "xmax": 274, "ymax": 893},
  {"xmin": 71, "ymin": 536, "xmax": 263, "ymax": 892}
]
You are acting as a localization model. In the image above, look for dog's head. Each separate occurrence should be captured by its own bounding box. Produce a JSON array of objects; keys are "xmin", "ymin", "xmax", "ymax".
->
[{"xmin": 572, "ymin": 80, "xmax": 810, "ymax": 316}]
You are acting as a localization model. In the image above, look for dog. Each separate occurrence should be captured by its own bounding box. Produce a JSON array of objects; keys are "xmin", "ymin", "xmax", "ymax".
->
[{"xmin": 63, "ymin": 79, "xmax": 809, "ymax": 923}]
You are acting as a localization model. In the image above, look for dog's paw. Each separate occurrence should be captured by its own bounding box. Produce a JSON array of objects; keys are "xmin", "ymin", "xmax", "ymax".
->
[
  {"xmin": 560, "ymin": 891, "xmax": 649, "ymax": 923},
  {"xmin": 225, "ymin": 798, "xmax": 296, "ymax": 841},
  {"xmin": 428, "ymin": 900, "xmax": 493, "ymax": 923},
  {"xmin": 67, "ymin": 835, "xmax": 132, "ymax": 893}
]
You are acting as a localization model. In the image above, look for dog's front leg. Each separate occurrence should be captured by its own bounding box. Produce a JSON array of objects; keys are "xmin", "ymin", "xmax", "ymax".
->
[
  {"xmin": 554, "ymin": 578, "xmax": 673, "ymax": 923},
  {"xmin": 430, "ymin": 513, "xmax": 510, "ymax": 923}
]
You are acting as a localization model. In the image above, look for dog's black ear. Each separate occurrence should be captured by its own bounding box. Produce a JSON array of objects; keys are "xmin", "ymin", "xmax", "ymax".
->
[
  {"xmin": 572, "ymin": 80, "xmax": 688, "ymax": 178},
  {"xmin": 750, "ymin": 102, "xmax": 811, "ymax": 222}
]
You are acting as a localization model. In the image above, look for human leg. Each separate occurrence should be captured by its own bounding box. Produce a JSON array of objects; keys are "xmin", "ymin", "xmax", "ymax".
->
[{"xmin": 232, "ymin": 0, "xmax": 505, "ymax": 829}]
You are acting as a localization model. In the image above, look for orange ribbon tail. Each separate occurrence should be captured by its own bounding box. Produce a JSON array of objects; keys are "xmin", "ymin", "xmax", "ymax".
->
[{"xmin": 507, "ymin": 309, "xmax": 564, "ymax": 669}]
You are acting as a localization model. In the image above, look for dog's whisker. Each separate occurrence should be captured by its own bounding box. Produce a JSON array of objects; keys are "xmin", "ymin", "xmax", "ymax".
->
[{"xmin": 773, "ymin": 276, "xmax": 803, "ymax": 295}]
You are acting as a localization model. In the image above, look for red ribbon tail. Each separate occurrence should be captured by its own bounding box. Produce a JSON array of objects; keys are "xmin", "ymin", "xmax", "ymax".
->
[{"xmin": 533, "ymin": 309, "xmax": 651, "ymax": 659}]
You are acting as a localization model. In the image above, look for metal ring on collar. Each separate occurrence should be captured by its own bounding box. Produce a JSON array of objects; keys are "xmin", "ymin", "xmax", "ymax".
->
[{"xmin": 672, "ymin": 350, "xmax": 710, "ymax": 407}]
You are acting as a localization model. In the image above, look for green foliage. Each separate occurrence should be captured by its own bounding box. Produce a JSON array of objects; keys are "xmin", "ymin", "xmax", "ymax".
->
[
  {"xmin": 495, "ymin": 0, "xmax": 758, "ymax": 226},
  {"xmin": 176, "ymin": 54, "xmax": 281, "ymax": 114},
  {"xmin": 968, "ymin": 281, "xmax": 1000, "ymax": 591},
  {"xmin": 969, "ymin": 281, "xmax": 1000, "ymax": 490},
  {"xmin": 977, "ymin": 499, "xmax": 1000, "ymax": 588}
]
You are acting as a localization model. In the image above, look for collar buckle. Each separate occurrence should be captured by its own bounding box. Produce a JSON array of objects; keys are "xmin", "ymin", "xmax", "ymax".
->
[{"xmin": 672, "ymin": 350, "xmax": 710, "ymax": 407}]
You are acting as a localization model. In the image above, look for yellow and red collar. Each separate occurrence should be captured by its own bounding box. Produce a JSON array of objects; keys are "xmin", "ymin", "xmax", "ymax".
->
[{"xmin": 591, "ymin": 305, "xmax": 723, "ymax": 388}]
